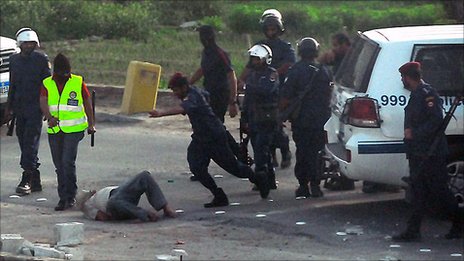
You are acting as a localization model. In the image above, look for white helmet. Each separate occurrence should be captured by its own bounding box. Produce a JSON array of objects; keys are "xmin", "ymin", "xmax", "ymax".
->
[
  {"xmin": 16, "ymin": 27, "xmax": 40, "ymax": 47},
  {"xmin": 248, "ymin": 44, "xmax": 272, "ymax": 65},
  {"xmin": 260, "ymin": 9, "xmax": 282, "ymax": 22}
]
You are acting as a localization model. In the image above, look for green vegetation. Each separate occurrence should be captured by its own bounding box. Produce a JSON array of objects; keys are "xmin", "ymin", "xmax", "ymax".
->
[{"xmin": 1, "ymin": 0, "xmax": 458, "ymax": 87}]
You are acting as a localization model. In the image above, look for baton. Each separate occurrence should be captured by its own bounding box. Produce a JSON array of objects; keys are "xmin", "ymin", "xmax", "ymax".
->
[{"xmin": 91, "ymin": 90, "xmax": 95, "ymax": 147}]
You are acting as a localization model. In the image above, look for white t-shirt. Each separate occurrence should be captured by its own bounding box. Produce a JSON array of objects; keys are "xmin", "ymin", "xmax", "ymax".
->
[{"xmin": 83, "ymin": 186, "xmax": 118, "ymax": 220}]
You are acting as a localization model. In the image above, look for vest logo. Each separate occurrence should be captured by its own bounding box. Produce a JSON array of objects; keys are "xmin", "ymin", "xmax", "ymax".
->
[{"xmin": 69, "ymin": 91, "xmax": 77, "ymax": 99}]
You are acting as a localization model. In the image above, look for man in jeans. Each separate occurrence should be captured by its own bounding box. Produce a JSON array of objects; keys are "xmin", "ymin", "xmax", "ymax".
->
[{"xmin": 78, "ymin": 170, "xmax": 176, "ymax": 222}]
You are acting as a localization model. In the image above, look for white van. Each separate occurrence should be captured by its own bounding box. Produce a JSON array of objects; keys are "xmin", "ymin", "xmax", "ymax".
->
[
  {"xmin": 0, "ymin": 36, "xmax": 20, "ymax": 121},
  {"xmin": 323, "ymin": 24, "xmax": 463, "ymax": 203}
]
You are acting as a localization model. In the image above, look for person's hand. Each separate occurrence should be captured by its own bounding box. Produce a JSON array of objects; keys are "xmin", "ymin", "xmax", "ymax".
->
[
  {"xmin": 48, "ymin": 117, "xmax": 59, "ymax": 127},
  {"xmin": 148, "ymin": 110, "xmax": 162, "ymax": 118},
  {"xmin": 228, "ymin": 103, "xmax": 238, "ymax": 118},
  {"xmin": 148, "ymin": 211, "xmax": 159, "ymax": 222},
  {"xmin": 87, "ymin": 125, "xmax": 96, "ymax": 135},
  {"xmin": 404, "ymin": 128, "xmax": 413, "ymax": 140}
]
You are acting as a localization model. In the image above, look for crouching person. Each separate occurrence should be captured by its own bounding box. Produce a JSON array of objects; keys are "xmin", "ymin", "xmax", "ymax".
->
[{"xmin": 77, "ymin": 170, "xmax": 176, "ymax": 222}]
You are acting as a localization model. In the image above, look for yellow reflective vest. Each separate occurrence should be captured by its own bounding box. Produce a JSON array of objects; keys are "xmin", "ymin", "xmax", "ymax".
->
[{"xmin": 43, "ymin": 74, "xmax": 88, "ymax": 134}]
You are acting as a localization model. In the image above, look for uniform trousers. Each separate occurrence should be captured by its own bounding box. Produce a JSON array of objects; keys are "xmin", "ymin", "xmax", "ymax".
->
[
  {"xmin": 406, "ymin": 155, "xmax": 461, "ymax": 233},
  {"xmin": 16, "ymin": 113, "xmax": 43, "ymax": 171},
  {"xmin": 292, "ymin": 127, "xmax": 325, "ymax": 185},
  {"xmin": 106, "ymin": 171, "xmax": 167, "ymax": 221},
  {"xmin": 250, "ymin": 129, "xmax": 275, "ymax": 173},
  {"xmin": 187, "ymin": 135, "xmax": 254, "ymax": 193}
]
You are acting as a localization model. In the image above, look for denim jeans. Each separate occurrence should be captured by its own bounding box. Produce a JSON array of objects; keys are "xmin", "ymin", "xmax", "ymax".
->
[{"xmin": 48, "ymin": 131, "xmax": 84, "ymax": 201}]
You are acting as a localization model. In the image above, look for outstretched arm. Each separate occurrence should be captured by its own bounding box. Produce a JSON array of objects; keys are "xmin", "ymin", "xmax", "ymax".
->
[{"xmin": 149, "ymin": 105, "xmax": 185, "ymax": 118}]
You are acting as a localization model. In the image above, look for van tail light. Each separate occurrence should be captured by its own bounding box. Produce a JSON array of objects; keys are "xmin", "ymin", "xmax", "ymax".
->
[{"xmin": 342, "ymin": 97, "xmax": 381, "ymax": 128}]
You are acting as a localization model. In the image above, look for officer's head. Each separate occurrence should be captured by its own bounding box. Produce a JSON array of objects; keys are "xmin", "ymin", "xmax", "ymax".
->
[
  {"xmin": 399, "ymin": 62, "xmax": 422, "ymax": 91},
  {"xmin": 260, "ymin": 9, "xmax": 284, "ymax": 39},
  {"xmin": 16, "ymin": 27, "xmax": 39, "ymax": 56},
  {"xmin": 168, "ymin": 72, "xmax": 189, "ymax": 99},
  {"xmin": 331, "ymin": 32, "xmax": 351, "ymax": 57},
  {"xmin": 197, "ymin": 25, "xmax": 216, "ymax": 47},
  {"xmin": 53, "ymin": 53, "xmax": 71, "ymax": 79},
  {"xmin": 248, "ymin": 44, "xmax": 272, "ymax": 70},
  {"xmin": 297, "ymin": 37, "xmax": 320, "ymax": 60}
]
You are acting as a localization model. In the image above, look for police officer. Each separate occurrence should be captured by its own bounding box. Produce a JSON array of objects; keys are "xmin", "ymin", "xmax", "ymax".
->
[
  {"xmin": 280, "ymin": 37, "xmax": 332, "ymax": 198},
  {"xmin": 239, "ymin": 9, "xmax": 295, "ymax": 169},
  {"xmin": 5, "ymin": 28, "xmax": 51, "ymax": 195},
  {"xmin": 40, "ymin": 53, "xmax": 96, "ymax": 211},
  {"xmin": 149, "ymin": 73, "xmax": 269, "ymax": 208},
  {"xmin": 242, "ymin": 44, "xmax": 279, "ymax": 192},
  {"xmin": 189, "ymin": 25, "xmax": 242, "ymax": 171},
  {"xmin": 392, "ymin": 62, "xmax": 463, "ymax": 241}
]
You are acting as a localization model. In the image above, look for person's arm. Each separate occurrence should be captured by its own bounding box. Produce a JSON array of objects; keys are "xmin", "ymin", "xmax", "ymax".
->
[
  {"xmin": 149, "ymin": 105, "xmax": 185, "ymax": 118},
  {"xmin": 39, "ymin": 86, "xmax": 59, "ymax": 127},
  {"xmin": 227, "ymin": 70, "xmax": 239, "ymax": 118},
  {"xmin": 189, "ymin": 68, "xmax": 203, "ymax": 85},
  {"xmin": 238, "ymin": 67, "xmax": 251, "ymax": 93},
  {"xmin": 81, "ymin": 82, "xmax": 96, "ymax": 134}
]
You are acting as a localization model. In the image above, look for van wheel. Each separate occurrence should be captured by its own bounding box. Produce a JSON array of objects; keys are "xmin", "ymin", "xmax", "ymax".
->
[{"xmin": 447, "ymin": 160, "xmax": 464, "ymax": 208}]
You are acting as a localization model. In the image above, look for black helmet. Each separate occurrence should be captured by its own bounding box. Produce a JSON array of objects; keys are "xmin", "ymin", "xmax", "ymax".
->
[{"xmin": 297, "ymin": 37, "xmax": 320, "ymax": 58}]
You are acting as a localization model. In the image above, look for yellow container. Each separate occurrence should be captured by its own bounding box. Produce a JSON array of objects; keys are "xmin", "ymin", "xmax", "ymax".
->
[{"xmin": 120, "ymin": 61, "xmax": 161, "ymax": 114}]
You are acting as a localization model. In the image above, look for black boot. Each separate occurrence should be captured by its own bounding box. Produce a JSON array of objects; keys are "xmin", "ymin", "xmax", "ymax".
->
[
  {"xmin": 16, "ymin": 171, "xmax": 31, "ymax": 195},
  {"xmin": 252, "ymin": 171, "xmax": 270, "ymax": 199},
  {"xmin": 204, "ymin": 188, "xmax": 229, "ymax": 208},
  {"xmin": 445, "ymin": 217, "xmax": 464, "ymax": 239},
  {"xmin": 30, "ymin": 169, "xmax": 42, "ymax": 192},
  {"xmin": 295, "ymin": 184, "xmax": 311, "ymax": 198}
]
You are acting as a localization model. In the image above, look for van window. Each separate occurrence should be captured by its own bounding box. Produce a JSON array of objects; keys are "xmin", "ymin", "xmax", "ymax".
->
[
  {"xmin": 335, "ymin": 36, "xmax": 380, "ymax": 93},
  {"xmin": 414, "ymin": 44, "xmax": 464, "ymax": 96}
]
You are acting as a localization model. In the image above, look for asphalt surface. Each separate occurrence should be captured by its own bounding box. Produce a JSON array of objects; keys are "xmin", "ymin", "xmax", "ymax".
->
[{"xmin": 1, "ymin": 87, "xmax": 463, "ymax": 260}]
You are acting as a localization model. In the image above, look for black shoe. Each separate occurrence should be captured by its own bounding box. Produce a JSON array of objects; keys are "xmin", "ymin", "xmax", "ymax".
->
[
  {"xmin": 392, "ymin": 231, "xmax": 421, "ymax": 242},
  {"xmin": 204, "ymin": 188, "xmax": 229, "ymax": 208},
  {"xmin": 254, "ymin": 171, "xmax": 270, "ymax": 199},
  {"xmin": 280, "ymin": 152, "xmax": 292, "ymax": 169},
  {"xmin": 54, "ymin": 200, "xmax": 67, "ymax": 211},
  {"xmin": 324, "ymin": 178, "xmax": 355, "ymax": 191},
  {"xmin": 16, "ymin": 171, "xmax": 31, "ymax": 195},
  {"xmin": 445, "ymin": 224, "xmax": 463, "ymax": 239},
  {"xmin": 310, "ymin": 184, "xmax": 324, "ymax": 198},
  {"xmin": 190, "ymin": 175, "xmax": 199, "ymax": 181},
  {"xmin": 295, "ymin": 185, "xmax": 311, "ymax": 198}
]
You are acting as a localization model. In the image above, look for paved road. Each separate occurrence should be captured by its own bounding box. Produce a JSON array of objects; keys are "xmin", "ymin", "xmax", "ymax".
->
[{"xmin": 1, "ymin": 95, "xmax": 462, "ymax": 260}]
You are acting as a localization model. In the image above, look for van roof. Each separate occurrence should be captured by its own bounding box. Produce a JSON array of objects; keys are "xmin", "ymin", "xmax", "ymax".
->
[{"xmin": 363, "ymin": 24, "xmax": 464, "ymax": 43}]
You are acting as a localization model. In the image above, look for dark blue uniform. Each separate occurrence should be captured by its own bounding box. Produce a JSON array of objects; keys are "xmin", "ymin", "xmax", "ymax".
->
[
  {"xmin": 281, "ymin": 61, "xmax": 331, "ymax": 187},
  {"xmin": 403, "ymin": 82, "xmax": 460, "ymax": 234},
  {"xmin": 182, "ymin": 87, "xmax": 254, "ymax": 193},
  {"xmin": 254, "ymin": 38, "xmax": 296, "ymax": 164},
  {"xmin": 243, "ymin": 67, "xmax": 279, "ymax": 176},
  {"xmin": 8, "ymin": 51, "xmax": 51, "ymax": 171},
  {"xmin": 201, "ymin": 44, "xmax": 233, "ymax": 123}
]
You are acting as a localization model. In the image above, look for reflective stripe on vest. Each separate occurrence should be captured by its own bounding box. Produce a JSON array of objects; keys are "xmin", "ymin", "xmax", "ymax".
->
[{"xmin": 43, "ymin": 74, "xmax": 88, "ymax": 134}]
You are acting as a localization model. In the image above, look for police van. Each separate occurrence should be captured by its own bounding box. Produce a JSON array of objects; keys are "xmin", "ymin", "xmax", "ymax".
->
[
  {"xmin": 0, "ymin": 36, "xmax": 20, "ymax": 121},
  {"xmin": 323, "ymin": 24, "xmax": 463, "ymax": 203}
]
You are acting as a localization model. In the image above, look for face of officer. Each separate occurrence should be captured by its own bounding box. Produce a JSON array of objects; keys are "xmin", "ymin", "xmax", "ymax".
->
[
  {"xmin": 264, "ymin": 24, "xmax": 279, "ymax": 40},
  {"xmin": 250, "ymin": 56, "xmax": 266, "ymax": 70},
  {"xmin": 401, "ymin": 74, "xmax": 413, "ymax": 91},
  {"xmin": 20, "ymin": 41, "xmax": 37, "ymax": 56}
]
